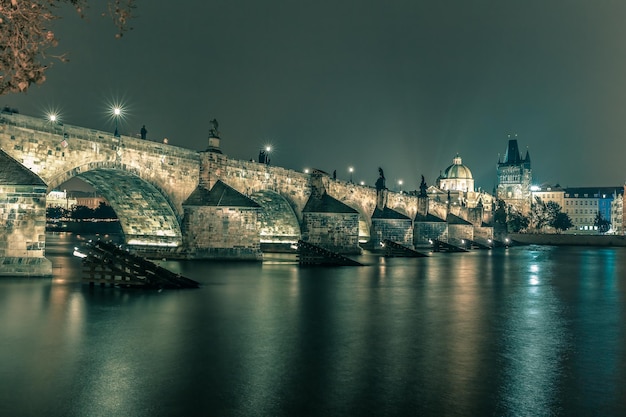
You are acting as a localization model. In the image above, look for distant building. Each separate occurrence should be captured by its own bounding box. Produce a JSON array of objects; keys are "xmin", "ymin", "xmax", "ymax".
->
[
  {"xmin": 496, "ymin": 136, "xmax": 532, "ymax": 214},
  {"xmin": 434, "ymin": 154, "xmax": 494, "ymax": 211},
  {"xmin": 46, "ymin": 190, "xmax": 77, "ymax": 210},
  {"xmin": 563, "ymin": 187, "xmax": 620, "ymax": 232},
  {"xmin": 530, "ymin": 184, "xmax": 565, "ymax": 208},
  {"xmin": 70, "ymin": 191, "xmax": 107, "ymax": 209},
  {"xmin": 47, "ymin": 190, "xmax": 106, "ymax": 210},
  {"xmin": 437, "ymin": 154, "xmax": 474, "ymax": 193}
]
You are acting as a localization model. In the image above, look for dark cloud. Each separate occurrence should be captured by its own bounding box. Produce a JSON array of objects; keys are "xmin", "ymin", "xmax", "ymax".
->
[{"xmin": 5, "ymin": 0, "xmax": 626, "ymax": 190}]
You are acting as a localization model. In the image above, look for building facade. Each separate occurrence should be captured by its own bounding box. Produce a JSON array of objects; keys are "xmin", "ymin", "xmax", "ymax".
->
[
  {"xmin": 563, "ymin": 187, "xmax": 620, "ymax": 233},
  {"xmin": 530, "ymin": 184, "xmax": 565, "ymax": 209}
]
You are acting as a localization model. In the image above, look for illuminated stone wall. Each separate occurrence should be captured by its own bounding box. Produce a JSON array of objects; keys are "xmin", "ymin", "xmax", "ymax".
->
[
  {"xmin": 182, "ymin": 206, "xmax": 261, "ymax": 260},
  {"xmin": 0, "ymin": 183, "xmax": 51, "ymax": 276},
  {"xmin": 370, "ymin": 218, "xmax": 414, "ymax": 248},
  {"xmin": 301, "ymin": 212, "xmax": 360, "ymax": 254}
]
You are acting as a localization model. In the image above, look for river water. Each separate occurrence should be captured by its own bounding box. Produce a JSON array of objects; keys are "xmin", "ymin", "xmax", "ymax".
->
[{"xmin": 1, "ymin": 233, "xmax": 625, "ymax": 416}]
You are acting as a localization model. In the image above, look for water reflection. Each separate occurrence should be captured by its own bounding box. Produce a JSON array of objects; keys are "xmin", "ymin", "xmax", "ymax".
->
[
  {"xmin": 496, "ymin": 247, "xmax": 568, "ymax": 415},
  {"xmin": 1, "ymin": 237, "xmax": 626, "ymax": 416}
]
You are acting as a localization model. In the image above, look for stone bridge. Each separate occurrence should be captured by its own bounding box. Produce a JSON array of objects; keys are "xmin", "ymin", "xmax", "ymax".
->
[
  {"xmin": 1, "ymin": 111, "xmax": 432, "ymax": 274},
  {"xmin": 200, "ymin": 151, "xmax": 419, "ymax": 244}
]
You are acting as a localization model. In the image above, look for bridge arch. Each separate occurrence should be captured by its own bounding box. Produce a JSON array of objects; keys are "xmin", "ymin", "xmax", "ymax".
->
[
  {"xmin": 250, "ymin": 190, "xmax": 301, "ymax": 244},
  {"xmin": 57, "ymin": 166, "xmax": 183, "ymax": 248}
]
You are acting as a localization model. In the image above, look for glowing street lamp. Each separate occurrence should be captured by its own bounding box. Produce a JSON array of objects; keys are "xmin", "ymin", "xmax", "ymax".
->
[
  {"xmin": 112, "ymin": 106, "xmax": 123, "ymax": 137},
  {"xmin": 398, "ymin": 179, "xmax": 403, "ymax": 193},
  {"xmin": 348, "ymin": 166, "xmax": 354, "ymax": 183},
  {"xmin": 265, "ymin": 145, "xmax": 271, "ymax": 165}
]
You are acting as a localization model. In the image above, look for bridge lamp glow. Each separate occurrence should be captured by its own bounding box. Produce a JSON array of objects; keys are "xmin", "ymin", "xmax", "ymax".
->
[
  {"xmin": 304, "ymin": 168, "xmax": 310, "ymax": 174},
  {"xmin": 360, "ymin": 181, "xmax": 365, "ymax": 186},
  {"xmin": 348, "ymin": 166, "xmax": 354, "ymax": 183},
  {"xmin": 110, "ymin": 105, "xmax": 125, "ymax": 137}
]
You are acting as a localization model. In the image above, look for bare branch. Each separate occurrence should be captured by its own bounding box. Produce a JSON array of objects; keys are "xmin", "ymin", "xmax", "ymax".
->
[{"xmin": 0, "ymin": 0, "xmax": 136, "ymax": 95}]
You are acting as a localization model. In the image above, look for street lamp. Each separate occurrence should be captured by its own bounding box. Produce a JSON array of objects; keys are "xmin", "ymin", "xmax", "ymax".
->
[
  {"xmin": 112, "ymin": 106, "xmax": 122, "ymax": 137},
  {"xmin": 348, "ymin": 166, "xmax": 354, "ymax": 183},
  {"xmin": 398, "ymin": 179, "xmax": 403, "ymax": 193},
  {"xmin": 265, "ymin": 145, "xmax": 271, "ymax": 165}
]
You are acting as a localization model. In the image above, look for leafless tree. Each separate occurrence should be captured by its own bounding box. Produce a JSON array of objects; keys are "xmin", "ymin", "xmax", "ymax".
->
[{"xmin": 0, "ymin": 0, "xmax": 135, "ymax": 94}]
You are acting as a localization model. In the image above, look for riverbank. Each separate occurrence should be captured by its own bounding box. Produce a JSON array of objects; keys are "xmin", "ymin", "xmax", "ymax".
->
[{"xmin": 510, "ymin": 233, "xmax": 626, "ymax": 247}]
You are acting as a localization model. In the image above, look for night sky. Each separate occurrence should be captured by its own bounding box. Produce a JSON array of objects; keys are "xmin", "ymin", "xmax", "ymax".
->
[{"xmin": 4, "ymin": 1, "xmax": 626, "ymax": 191}]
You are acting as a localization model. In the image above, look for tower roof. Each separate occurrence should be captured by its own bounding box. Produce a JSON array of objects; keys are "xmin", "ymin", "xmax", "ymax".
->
[{"xmin": 502, "ymin": 139, "xmax": 522, "ymax": 165}]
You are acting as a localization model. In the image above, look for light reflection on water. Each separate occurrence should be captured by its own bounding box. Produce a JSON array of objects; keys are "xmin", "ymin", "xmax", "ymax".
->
[{"xmin": 0, "ymin": 235, "xmax": 625, "ymax": 416}]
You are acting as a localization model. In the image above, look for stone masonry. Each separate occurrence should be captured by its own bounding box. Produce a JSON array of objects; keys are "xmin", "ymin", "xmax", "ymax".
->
[{"xmin": 0, "ymin": 149, "xmax": 52, "ymax": 276}]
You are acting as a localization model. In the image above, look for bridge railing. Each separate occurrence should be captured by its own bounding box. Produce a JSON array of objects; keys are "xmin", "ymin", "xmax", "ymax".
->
[{"xmin": 1, "ymin": 111, "xmax": 199, "ymax": 160}]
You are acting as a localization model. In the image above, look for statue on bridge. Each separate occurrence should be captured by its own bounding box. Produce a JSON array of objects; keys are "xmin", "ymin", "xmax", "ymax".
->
[
  {"xmin": 375, "ymin": 167, "xmax": 386, "ymax": 191},
  {"xmin": 209, "ymin": 118, "xmax": 220, "ymax": 138},
  {"xmin": 419, "ymin": 175, "xmax": 428, "ymax": 197}
]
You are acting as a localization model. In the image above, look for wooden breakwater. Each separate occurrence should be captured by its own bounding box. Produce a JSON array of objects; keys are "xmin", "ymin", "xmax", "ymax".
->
[
  {"xmin": 382, "ymin": 239, "xmax": 428, "ymax": 257},
  {"xmin": 81, "ymin": 240, "xmax": 199, "ymax": 289},
  {"xmin": 431, "ymin": 239, "xmax": 469, "ymax": 253},
  {"xmin": 296, "ymin": 240, "xmax": 363, "ymax": 266}
]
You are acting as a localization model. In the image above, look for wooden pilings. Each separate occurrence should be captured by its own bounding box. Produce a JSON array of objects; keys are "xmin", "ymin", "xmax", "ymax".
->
[
  {"xmin": 81, "ymin": 241, "xmax": 199, "ymax": 289},
  {"xmin": 381, "ymin": 239, "xmax": 428, "ymax": 257},
  {"xmin": 296, "ymin": 240, "xmax": 363, "ymax": 266}
]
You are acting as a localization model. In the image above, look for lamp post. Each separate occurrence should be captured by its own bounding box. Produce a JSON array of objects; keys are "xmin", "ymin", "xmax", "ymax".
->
[
  {"xmin": 398, "ymin": 179, "xmax": 403, "ymax": 193},
  {"xmin": 348, "ymin": 166, "xmax": 354, "ymax": 183},
  {"xmin": 265, "ymin": 146, "xmax": 271, "ymax": 165},
  {"xmin": 113, "ymin": 106, "xmax": 122, "ymax": 137},
  {"xmin": 48, "ymin": 112, "xmax": 68, "ymax": 145}
]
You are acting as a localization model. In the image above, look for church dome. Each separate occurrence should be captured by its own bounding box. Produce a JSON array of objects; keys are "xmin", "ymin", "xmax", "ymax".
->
[
  {"xmin": 437, "ymin": 154, "xmax": 475, "ymax": 193},
  {"xmin": 442, "ymin": 154, "xmax": 472, "ymax": 179}
]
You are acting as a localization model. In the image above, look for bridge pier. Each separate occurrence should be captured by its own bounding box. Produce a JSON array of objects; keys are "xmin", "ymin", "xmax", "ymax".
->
[
  {"xmin": 0, "ymin": 150, "xmax": 52, "ymax": 276},
  {"xmin": 369, "ymin": 206, "xmax": 414, "ymax": 250},
  {"xmin": 182, "ymin": 180, "xmax": 263, "ymax": 260}
]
